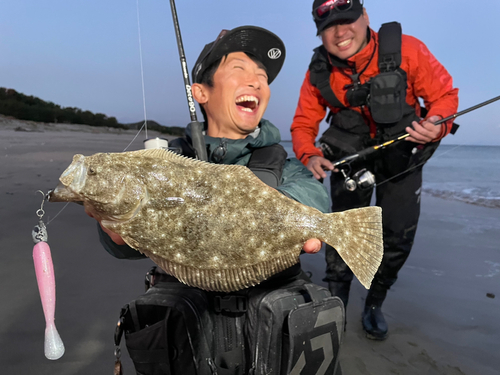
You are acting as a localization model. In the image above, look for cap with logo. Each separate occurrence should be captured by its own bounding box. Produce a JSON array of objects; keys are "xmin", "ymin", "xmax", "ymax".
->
[{"xmin": 192, "ymin": 26, "xmax": 286, "ymax": 85}]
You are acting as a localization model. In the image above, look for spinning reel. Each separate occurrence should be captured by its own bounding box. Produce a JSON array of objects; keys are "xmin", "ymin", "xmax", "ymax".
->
[{"xmin": 339, "ymin": 166, "xmax": 376, "ymax": 192}]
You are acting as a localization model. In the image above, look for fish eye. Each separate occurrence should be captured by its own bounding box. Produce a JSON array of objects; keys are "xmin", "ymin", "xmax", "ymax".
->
[{"xmin": 88, "ymin": 166, "xmax": 97, "ymax": 175}]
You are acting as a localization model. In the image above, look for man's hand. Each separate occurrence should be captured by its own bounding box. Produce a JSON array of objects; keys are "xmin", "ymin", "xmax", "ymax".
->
[
  {"xmin": 303, "ymin": 238, "xmax": 322, "ymax": 254},
  {"xmin": 306, "ymin": 156, "xmax": 334, "ymax": 180},
  {"xmin": 406, "ymin": 115, "xmax": 442, "ymax": 144},
  {"xmin": 85, "ymin": 207, "xmax": 126, "ymax": 245}
]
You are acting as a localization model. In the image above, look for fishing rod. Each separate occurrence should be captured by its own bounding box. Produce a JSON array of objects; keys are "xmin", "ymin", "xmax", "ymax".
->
[
  {"xmin": 168, "ymin": 0, "xmax": 208, "ymax": 161},
  {"xmin": 332, "ymin": 94, "xmax": 500, "ymax": 168}
]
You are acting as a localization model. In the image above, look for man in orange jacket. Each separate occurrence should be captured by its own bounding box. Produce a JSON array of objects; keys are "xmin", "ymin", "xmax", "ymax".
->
[{"xmin": 291, "ymin": 0, "xmax": 458, "ymax": 340}]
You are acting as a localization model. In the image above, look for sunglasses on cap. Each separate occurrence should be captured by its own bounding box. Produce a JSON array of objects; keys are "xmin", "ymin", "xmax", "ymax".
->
[{"xmin": 312, "ymin": 0, "xmax": 362, "ymax": 21}]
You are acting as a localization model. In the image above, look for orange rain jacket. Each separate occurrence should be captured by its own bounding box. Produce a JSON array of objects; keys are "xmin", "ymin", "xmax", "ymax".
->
[{"xmin": 291, "ymin": 28, "xmax": 459, "ymax": 165}]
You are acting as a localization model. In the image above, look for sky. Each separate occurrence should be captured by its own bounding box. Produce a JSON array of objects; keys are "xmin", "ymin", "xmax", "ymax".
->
[{"xmin": 1, "ymin": 0, "xmax": 500, "ymax": 145}]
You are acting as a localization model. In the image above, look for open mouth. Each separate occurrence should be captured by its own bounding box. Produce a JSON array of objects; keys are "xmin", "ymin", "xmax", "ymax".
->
[{"xmin": 236, "ymin": 95, "xmax": 259, "ymax": 113}]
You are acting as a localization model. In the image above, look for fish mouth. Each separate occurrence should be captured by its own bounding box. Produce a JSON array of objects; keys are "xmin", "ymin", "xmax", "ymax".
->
[
  {"xmin": 48, "ymin": 182, "xmax": 83, "ymax": 203},
  {"xmin": 48, "ymin": 154, "xmax": 86, "ymax": 202}
]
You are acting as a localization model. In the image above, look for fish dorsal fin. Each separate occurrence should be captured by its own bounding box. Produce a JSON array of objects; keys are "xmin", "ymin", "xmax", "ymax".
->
[
  {"xmin": 216, "ymin": 163, "xmax": 261, "ymax": 179},
  {"xmin": 131, "ymin": 148, "xmax": 215, "ymax": 169},
  {"xmin": 129, "ymin": 149, "xmax": 263, "ymax": 182},
  {"xmin": 132, "ymin": 148, "xmax": 197, "ymax": 163}
]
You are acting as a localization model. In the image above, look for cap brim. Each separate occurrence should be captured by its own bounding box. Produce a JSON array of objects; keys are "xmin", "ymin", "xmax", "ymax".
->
[
  {"xmin": 316, "ymin": 8, "xmax": 363, "ymax": 34},
  {"xmin": 193, "ymin": 26, "xmax": 286, "ymax": 84}
]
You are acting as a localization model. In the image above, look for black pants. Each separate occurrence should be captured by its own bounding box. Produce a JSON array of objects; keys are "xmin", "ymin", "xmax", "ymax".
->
[{"xmin": 325, "ymin": 152, "xmax": 423, "ymax": 292}]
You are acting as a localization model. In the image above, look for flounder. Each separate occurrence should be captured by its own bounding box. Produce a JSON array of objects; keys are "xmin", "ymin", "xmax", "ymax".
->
[{"xmin": 49, "ymin": 149, "xmax": 383, "ymax": 292}]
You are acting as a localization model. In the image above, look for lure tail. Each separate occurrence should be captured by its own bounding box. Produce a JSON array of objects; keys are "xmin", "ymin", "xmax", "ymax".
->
[
  {"xmin": 319, "ymin": 206, "xmax": 384, "ymax": 289},
  {"xmin": 33, "ymin": 241, "xmax": 65, "ymax": 360}
]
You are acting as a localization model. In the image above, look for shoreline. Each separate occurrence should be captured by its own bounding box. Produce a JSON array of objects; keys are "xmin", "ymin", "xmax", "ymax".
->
[{"xmin": 0, "ymin": 114, "xmax": 174, "ymax": 138}]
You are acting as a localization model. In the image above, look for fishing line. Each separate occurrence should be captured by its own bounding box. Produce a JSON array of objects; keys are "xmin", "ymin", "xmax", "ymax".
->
[
  {"xmin": 135, "ymin": 0, "xmax": 148, "ymax": 141},
  {"xmin": 123, "ymin": 0, "xmax": 149, "ymax": 152},
  {"xmin": 46, "ymin": 203, "xmax": 70, "ymax": 226}
]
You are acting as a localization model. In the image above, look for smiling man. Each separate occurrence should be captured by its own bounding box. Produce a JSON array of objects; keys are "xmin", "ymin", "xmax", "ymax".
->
[{"xmin": 290, "ymin": 0, "xmax": 459, "ymax": 340}]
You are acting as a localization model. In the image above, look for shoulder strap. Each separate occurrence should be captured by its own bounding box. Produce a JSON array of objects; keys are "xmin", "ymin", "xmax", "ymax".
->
[
  {"xmin": 309, "ymin": 46, "xmax": 345, "ymax": 109},
  {"xmin": 247, "ymin": 144, "xmax": 287, "ymax": 188},
  {"xmin": 378, "ymin": 22, "xmax": 402, "ymax": 72},
  {"xmin": 169, "ymin": 138, "xmax": 287, "ymax": 188},
  {"xmin": 168, "ymin": 136, "xmax": 198, "ymax": 158}
]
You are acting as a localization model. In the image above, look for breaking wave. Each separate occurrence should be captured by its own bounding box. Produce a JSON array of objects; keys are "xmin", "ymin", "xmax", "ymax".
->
[{"xmin": 422, "ymin": 186, "xmax": 500, "ymax": 209}]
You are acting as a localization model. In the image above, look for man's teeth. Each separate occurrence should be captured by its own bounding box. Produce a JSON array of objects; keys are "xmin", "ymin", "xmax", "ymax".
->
[
  {"xmin": 338, "ymin": 39, "xmax": 352, "ymax": 47},
  {"xmin": 236, "ymin": 95, "xmax": 259, "ymax": 105},
  {"xmin": 241, "ymin": 108, "xmax": 253, "ymax": 112}
]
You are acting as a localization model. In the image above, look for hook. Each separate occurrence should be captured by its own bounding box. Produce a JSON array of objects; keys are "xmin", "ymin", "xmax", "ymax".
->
[{"xmin": 36, "ymin": 190, "xmax": 48, "ymax": 219}]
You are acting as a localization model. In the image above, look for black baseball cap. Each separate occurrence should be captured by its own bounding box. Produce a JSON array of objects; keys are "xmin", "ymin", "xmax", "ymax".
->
[
  {"xmin": 312, "ymin": 0, "xmax": 364, "ymax": 34},
  {"xmin": 192, "ymin": 26, "xmax": 286, "ymax": 85}
]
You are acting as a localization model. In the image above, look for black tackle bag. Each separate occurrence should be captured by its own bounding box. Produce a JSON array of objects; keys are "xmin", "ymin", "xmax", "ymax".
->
[{"xmin": 114, "ymin": 266, "xmax": 344, "ymax": 375}]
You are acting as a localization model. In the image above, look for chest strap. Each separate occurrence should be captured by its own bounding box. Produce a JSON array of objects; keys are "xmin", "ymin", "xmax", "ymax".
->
[
  {"xmin": 247, "ymin": 144, "xmax": 287, "ymax": 188},
  {"xmin": 309, "ymin": 46, "xmax": 345, "ymax": 109},
  {"xmin": 169, "ymin": 138, "xmax": 287, "ymax": 189}
]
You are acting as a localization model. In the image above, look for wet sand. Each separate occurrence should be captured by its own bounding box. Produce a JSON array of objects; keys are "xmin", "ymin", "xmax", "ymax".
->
[{"xmin": 0, "ymin": 121, "xmax": 498, "ymax": 374}]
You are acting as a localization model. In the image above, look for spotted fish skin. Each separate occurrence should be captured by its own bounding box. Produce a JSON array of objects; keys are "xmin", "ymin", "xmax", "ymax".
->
[{"xmin": 50, "ymin": 149, "xmax": 383, "ymax": 292}]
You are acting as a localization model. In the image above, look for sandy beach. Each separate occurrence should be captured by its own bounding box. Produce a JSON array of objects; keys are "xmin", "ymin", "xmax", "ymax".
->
[{"xmin": 0, "ymin": 118, "xmax": 498, "ymax": 375}]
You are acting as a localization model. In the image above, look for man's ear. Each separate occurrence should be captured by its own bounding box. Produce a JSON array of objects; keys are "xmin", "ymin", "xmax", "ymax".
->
[
  {"xmin": 362, "ymin": 7, "xmax": 369, "ymax": 26},
  {"xmin": 192, "ymin": 83, "xmax": 209, "ymax": 105}
]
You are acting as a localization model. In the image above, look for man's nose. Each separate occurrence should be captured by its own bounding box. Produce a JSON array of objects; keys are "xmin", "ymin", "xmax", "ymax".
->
[
  {"xmin": 333, "ymin": 24, "xmax": 349, "ymax": 37},
  {"xmin": 246, "ymin": 73, "xmax": 261, "ymax": 89}
]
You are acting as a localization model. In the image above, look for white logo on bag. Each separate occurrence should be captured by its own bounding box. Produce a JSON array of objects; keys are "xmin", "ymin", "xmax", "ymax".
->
[
  {"xmin": 289, "ymin": 308, "xmax": 337, "ymax": 375},
  {"xmin": 267, "ymin": 48, "xmax": 281, "ymax": 59}
]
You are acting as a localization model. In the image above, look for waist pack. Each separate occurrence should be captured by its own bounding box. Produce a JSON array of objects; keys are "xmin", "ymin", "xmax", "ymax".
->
[
  {"xmin": 114, "ymin": 266, "xmax": 344, "ymax": 375},
  {"xmin": 319, "ymin": 109, "xmax": 373, "ymax": 163}
]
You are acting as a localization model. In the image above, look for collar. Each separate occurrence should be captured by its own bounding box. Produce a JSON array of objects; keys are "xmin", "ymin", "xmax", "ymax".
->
[
  {"xmin": 204, "ymin": 119, "xmax": 281, "ymax": 164},
  {"xmin": 346, "ymin": 28, "xmax": 376, "ymax": 70}
]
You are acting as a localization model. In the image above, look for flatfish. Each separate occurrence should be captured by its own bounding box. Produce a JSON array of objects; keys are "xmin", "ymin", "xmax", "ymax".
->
[{"xmin": 49, "ymin": 149, "xmax": 383, "ymax": 292}]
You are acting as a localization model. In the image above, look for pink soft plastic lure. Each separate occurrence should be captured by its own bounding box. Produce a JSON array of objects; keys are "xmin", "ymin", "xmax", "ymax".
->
[{"xmin": 32, "ymin": 220, "xmax": 65, "ymax": 360}]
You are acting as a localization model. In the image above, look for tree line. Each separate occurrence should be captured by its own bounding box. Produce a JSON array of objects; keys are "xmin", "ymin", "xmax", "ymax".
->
[
  {"xmin": 0, "ymin": 87, "xmax": 122, "ymax": 128},
  {"xmin": 0, "ymin": 88, "xmax": 185, "ymax": 135}
]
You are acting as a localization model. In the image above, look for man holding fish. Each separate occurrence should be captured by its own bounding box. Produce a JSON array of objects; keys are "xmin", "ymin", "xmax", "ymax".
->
[
  {"xmin": 92, "ymin": 26, "xmax": 331, "ymax": 270},
  {"xmin": 49, "ymin": 24, "xmax": 383, "ymax": 373},
  {"xmin": 51, "ymin": 25, "xmax": 383, "ymax": 291}
]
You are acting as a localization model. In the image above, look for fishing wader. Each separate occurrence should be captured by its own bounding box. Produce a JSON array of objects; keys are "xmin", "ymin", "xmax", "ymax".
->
[{"xmin": 325, "ymin": 150, "xmax": 423, "ymax": 340}]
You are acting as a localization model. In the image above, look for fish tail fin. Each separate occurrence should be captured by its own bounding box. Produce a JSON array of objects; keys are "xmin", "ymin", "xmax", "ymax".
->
[{"xmin": 319, "ymin": 206, "xmax": 383, "ymax": 289}]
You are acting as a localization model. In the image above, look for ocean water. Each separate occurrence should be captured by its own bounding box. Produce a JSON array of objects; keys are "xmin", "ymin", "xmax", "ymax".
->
[
  {"xmin": 422, "ymin": 145, "xmax": 500, "ymax": 209},
  {"xmin": 281, "ymin": 142, "xmax": 500, "ymax": 210}
]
